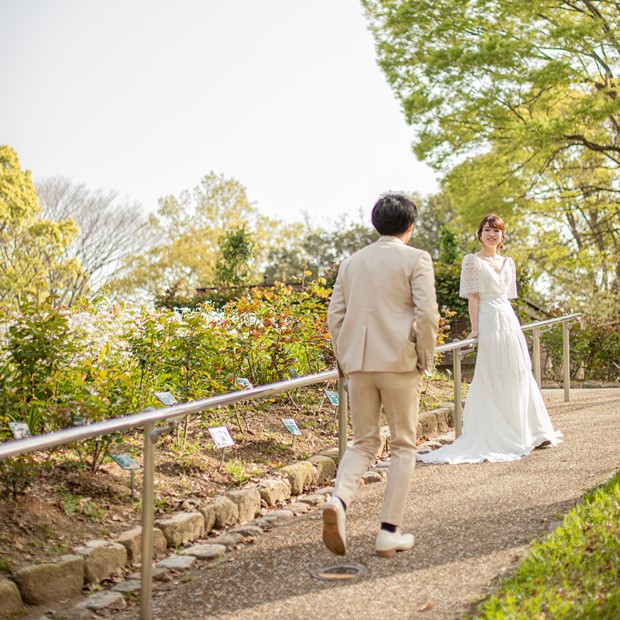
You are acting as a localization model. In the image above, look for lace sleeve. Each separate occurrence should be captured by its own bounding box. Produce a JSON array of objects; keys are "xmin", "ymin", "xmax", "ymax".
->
[
  {"xmin": 459, "ymin": 254, "xmax": 480, "ymax": 298},
  {"xmin": 506, "ymin": 257, "xmax": 518, "ymax": 299}
]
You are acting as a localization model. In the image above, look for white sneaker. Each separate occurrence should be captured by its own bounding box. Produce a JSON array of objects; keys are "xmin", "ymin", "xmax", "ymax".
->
[
  {"xmin": 376, "ymin": 529, "xmax": 415, "ymax": 557},
  {"xmin": 322, "ymin": 497, "xmax": 346, "ymax": 556}
]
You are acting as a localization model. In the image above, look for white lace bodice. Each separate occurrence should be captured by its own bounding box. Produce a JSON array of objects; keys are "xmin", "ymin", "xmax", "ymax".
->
[{"xmin": 459, "ymin": 253, "xmax": 517, "ymax": 299}]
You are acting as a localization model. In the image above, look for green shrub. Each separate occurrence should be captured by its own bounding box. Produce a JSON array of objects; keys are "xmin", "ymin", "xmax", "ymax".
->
[
  {"xmin": 0, "ymin": 298, "xmax": 78, "ymax": 434},
  {"xmin": 218, "ymin": 278, "xmax": 333, "ymax": 386},
  {"xmin": 542, "ymin": 316, "xmax": 620, "ymax": 382},
  {"xmin": 0, "ymin": 455, "xmax": 49, "ymax": 498}
]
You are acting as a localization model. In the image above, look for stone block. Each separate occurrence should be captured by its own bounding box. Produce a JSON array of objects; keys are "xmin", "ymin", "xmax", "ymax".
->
[
  {"xmin": 362, "ymin": 471, "xmax": 383, "ymax": 484},
  {"xmin": 287, "ymin": 502, "xmax": 309, "ymax": 515},
  {"xmin": 205, "ymin": 533, "xmax": 244, "ymax": 550},
  {"xmin": 49, "ymin": 608, "xmax": 92, "ymax": 619},
  {"xmin": 77, "ymin": 590, "xmax": 126, "ymax": 614},
  {"xmin": 12, "ymin": 555, "xmax": 83, "ymax": 605},
  {"xmin": 209, "ymin": 496, "xmax": 239, "ymax": 530},
  {"xmin": 198, "ymin": 502, "xmax": 218, "ymax": 533},
  {"xmin": 418, "ymin": 411, "xmax": 438, "ymax": 437},
  {"xmin": 297, "ymin": 493, "xmax": 327, "ymax": 507},
  {"xmin": 308, "ymin": 455, "xmax": 336, "ymax": 484},
  {"xmin": 0, "ymin": 578, "xmax": 23, "ymax": 619},
  {"xmin": 155, "ymin": 555, "xmax": 196, "ymax": 571},
  {"xmin": 250, "ymin": 518, "xmax": 275, "ymax": 530},
  {"xmin": 114, "ymin": 526, "xmax": 167, "ymax": 565},
  {"xmin": 433, "ymin": 408, "xmax": 450, "ymax": 433},
  {"xmin": 111, "ymin": 579, "xmax": 141, "ymax": 594},
  {"xmin": 316, "ymin": 486, "xmax": 334, "ymax": 496},
  {"xmin": 319, "ymin": 447, "xmax": 340, "ymax": 465},
  {"xmin": 227, "ymin": 488, "xmax": 261, "ymax": 523},
  {"xmin": 53, "ymin": 603, "xmax": 92, "ymax": 620},
  {"xmin": 179, "ymin": 544, "xmax": 227, "ymax": 560},
  {"xmin": 157, "ymin": 512, "xmax": 205, "ymax": 547},
  {"xmin": 73, "ymin": 539, "xmax": 127, "ymax": 585},
  {"xmin": 279, "ymin": 461, "xmax": 316, "ymax": 495},
  {"xmin": 127, "ymin": 566, "xmax": 168, "ymax": 582},
  {"xmin": 263, "ymin": 509, "xmax": 295, "ymax": 523},
  {"xmin": 258, "ymin": 478, "xmax": 291, "ymax": 507},
  {"xmin": 228, "ymin": 525, "xmax": 263, "ymax": 538}
]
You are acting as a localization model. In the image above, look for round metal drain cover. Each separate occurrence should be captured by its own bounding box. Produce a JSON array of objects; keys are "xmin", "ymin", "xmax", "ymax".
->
[{"xmin": 311, "ymin": 563, "xmax": 367, "ymax": 582}]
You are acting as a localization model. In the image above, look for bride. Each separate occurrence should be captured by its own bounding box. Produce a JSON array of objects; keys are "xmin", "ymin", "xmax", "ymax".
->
[{"xmin": 418, "ymin": 214, "xmax": 561, "ymax": 464}]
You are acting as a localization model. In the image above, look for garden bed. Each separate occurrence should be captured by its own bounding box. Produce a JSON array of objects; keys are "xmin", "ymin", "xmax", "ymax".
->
[{"xmin": 0, "ymin": 378, "xmax": 455, "ymax": 578}]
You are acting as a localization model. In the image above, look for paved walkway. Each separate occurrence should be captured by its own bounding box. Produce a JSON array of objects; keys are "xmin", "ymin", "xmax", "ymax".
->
[{"xmin": 116, "ymin": 388, "xmax": 620, "ymax": 620}]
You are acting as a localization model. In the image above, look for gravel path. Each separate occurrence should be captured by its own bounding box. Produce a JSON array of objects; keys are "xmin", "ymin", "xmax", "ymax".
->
[{"xmin": 115, "ymin": 388, "xmax": 620, "ymax": 620}]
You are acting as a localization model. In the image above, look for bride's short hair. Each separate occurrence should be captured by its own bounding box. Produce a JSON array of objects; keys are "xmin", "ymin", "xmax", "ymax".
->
[{"xmin": 477, "ymin": 214, "xmax": 506, "ymax": 249}]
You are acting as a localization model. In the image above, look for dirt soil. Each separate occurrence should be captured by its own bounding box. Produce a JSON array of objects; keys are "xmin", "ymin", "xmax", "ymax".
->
[{"xmin": 0, "ymin": 380, "xmax": 454, "ymax": 578}]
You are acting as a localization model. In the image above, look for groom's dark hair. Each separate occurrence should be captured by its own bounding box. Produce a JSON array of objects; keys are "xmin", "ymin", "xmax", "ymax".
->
[{"xmin": 371, "ymin": 193, "xmax": 418, "ymax": 236}]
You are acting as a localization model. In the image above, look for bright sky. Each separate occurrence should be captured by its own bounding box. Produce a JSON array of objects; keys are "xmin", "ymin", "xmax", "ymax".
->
[{"xmin": 0, "ymin": 0, "xmax": 438, "ymax": 226}]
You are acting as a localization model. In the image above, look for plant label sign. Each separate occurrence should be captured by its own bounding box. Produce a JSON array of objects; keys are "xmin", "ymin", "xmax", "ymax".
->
[
  {"xmin": 110, "ymin": 453, "xmax": 141, "ymax": 470},
  {"xmin": 325, "ymin": 390, "xmax": 339, "ymax": 406},
  {"xmin": 209, "ymin": 426, "xmax": 234, "ymax": 449},
  {"xmin": 154, "ymin": 391, "xmax": 179, "ymax": 406},
  {"xmin": 235, "ymin": 378, "xmax": 253, "ymax": 389},
  {"xmin": 281, "ymin": 418, "xmax": 302, "ymax": 436},
  {"xmin": 8, "ymin": 422, "xmax": 31, "ymax": 440}
]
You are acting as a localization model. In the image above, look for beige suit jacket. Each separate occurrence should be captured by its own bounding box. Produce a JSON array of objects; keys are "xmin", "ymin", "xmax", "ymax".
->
[{"xmin": 327, "ymin": 235, "xmax": 439, "ymax": 376}]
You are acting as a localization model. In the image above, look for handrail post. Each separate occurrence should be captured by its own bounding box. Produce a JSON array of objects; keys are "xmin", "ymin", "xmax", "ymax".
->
[
  {"xmin": 563, "ymin": 321, "xmax": 571, "ymax": 402},
  {"xmin": 532, "ymin": 326, "xmax": 541, "ymax": 388},
  {"xmin": 140, "ymin": 422, "xmax": 156, "ymax": 620},
  {"xmin": 453, "ymin": 350, "xmax": 463, "ymax": 438},
  {"xmin": 337, "ymin": 378, "xmax": 348, "ymax": 462}
]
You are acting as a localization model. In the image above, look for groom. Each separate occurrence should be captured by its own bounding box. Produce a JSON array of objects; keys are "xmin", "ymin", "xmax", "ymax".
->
[{"xmin": 324, "ymin": 193, "xmax": 439, "ymax": 557}]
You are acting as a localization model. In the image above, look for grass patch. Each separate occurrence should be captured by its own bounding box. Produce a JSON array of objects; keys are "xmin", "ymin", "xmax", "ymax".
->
[
  {"xmin": 223, "ymin": 460, "xmax": 264, "ymax": 485},
  {"xmin": 470, "ymin": 470, "xmax": 620, "ymax": 619},
  {"xmin": 56, "ymin": 489, "xmax": 106, "ymax": 522},
  {"xmin": 0, "ymin": 557, "xmax": 13, "ymax": 572}
]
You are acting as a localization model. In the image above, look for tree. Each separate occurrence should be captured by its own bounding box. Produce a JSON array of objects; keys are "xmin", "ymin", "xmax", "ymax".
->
[
  {"xmin": 438, "ymin": 226, "xmax": 460, "ymax": 264},
  {"xmin": 111, "ymin": 172, "xmax": 276, "ymax": 301},
  {"xmin": 263, "ymin": 214, "xmax": 379, "ymax": 283},
  {"xmin": 444, "ymin": 143, "xmax": 620, "ymax": 312},
  {"xmin": 0, "ymin": 146, "xmax": 80, "ymax": 309},
  {"xmin": 410, "ymin": 190, "xmax": 466, "ymax": 259},
  {"xmin": 363, "ymin": 0, "xmax": 620, "ymax": 167},
  {"xmin": 36, "ymin": 176, "xmax": 149, "ymax": 305},
  {"xmin": 214, "ymin": 226, "xmax": 254, "ymax": 286},
  {"xmin": 362, "ymin": 0, "xmax": 620, "ymax": 314}
]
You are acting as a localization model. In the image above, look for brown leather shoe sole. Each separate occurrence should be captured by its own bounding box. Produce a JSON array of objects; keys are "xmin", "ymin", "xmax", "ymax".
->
[
  {"xmin": 376, "ymin": 548, "xmax": 398, "ymax": 558},
  {"xmin": 322, "ymin": 505, "xmax": 345, "ymax": 556}
]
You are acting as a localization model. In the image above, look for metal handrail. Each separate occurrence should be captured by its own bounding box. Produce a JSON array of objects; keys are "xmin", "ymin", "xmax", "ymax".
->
[
  {"xmin": 0, "ymin": 370, "xmax": 338, "ymax": 460},
  {"xmin": 0, "ymin": 312, "xmax": 581, "ymax": 619}
]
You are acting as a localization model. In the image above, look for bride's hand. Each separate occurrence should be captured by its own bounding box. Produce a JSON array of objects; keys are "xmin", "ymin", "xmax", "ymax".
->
[{"xmin": 468, "ymin": 330, "xmax": 478, "ymax": 339}]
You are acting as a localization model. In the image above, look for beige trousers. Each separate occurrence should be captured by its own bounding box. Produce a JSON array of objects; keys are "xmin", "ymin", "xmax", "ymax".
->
[{"xmin": 333, "ymin": 370, "xmax": 421, "ymax": 527}]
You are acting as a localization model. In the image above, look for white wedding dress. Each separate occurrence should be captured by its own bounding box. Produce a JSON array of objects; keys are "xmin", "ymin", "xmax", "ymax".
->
[{"xmin": 418, "ymin": 253, "xmax": 561, "ymax": 464}]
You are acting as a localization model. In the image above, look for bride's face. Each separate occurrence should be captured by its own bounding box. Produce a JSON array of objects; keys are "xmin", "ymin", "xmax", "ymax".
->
[{"xmin": 480, "ymin": 224, "xmax": 502, "ymax": 249}]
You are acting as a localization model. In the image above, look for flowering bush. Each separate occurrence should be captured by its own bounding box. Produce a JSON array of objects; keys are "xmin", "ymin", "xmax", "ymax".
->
[
  {"xmin": 0, "ymin": 280, "xmax": 333, "ymax": 440},
  {"xmin": 0, "ymin": 277, "xmax": 455, "ymax": 480}
]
